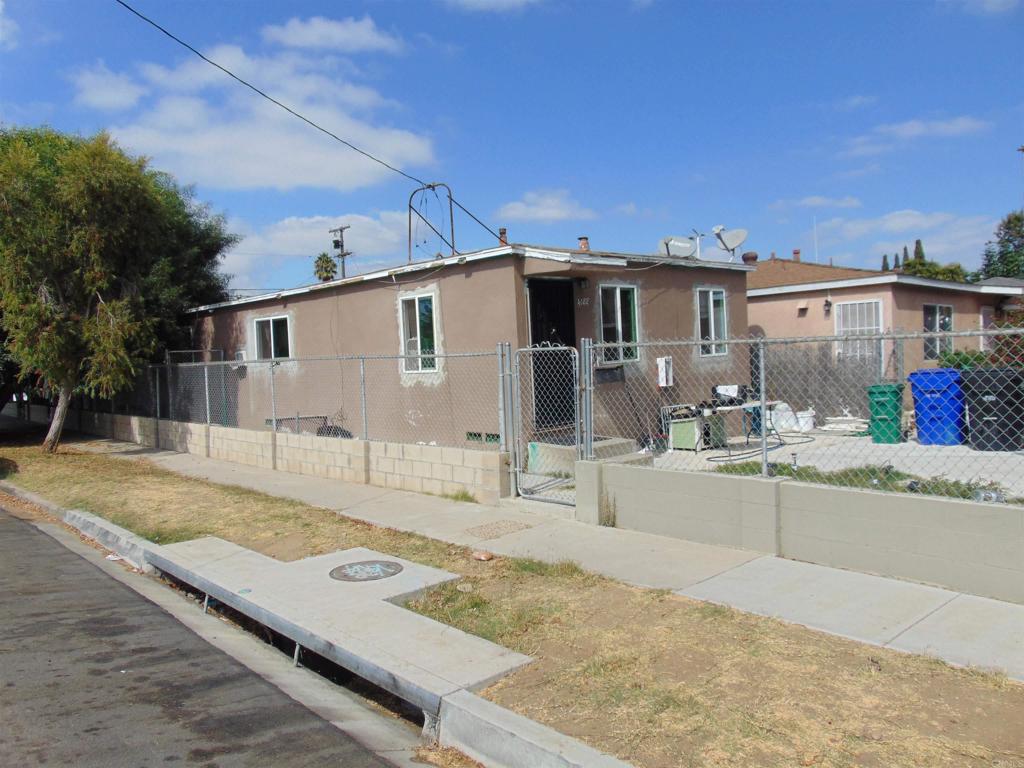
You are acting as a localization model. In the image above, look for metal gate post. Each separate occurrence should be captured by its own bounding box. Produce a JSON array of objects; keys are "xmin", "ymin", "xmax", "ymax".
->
[
  {"xmin": 154, "ymin": 366, "xmax": 161, "ymax": 449},
  {"xmin": 269, "ymin": 362, "xmax": 278, "ymax": 470},
  {"xmin": 359, "ymin": 357, "xmax": 368, "ymax": 440},
  {"xmin": 496, "ymin": 343, "xmax": 507, "ymax": 452},
  {"xmin": 510, "ymin": 349, "xmax": 523, "ymax": 497},
  {"xmin": 579, "ymin": 338, "xmax": 594, "ymax": 460},
  {"xmin": 203, "ymin": 365, "xmax": 212, "ymax": 456},
  {"xmin": 758, "ymin": 339, "xmax": 769, "ymax": 477}
]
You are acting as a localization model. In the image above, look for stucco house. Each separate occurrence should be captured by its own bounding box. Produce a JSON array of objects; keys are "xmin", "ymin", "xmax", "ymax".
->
[
  {"xmin": 746, "ymin": 251, "xmax": 1024, "ymax": 374},
  {"xmin": 184, "ymin": 237, "xmax": 753, "ymax": 445}
]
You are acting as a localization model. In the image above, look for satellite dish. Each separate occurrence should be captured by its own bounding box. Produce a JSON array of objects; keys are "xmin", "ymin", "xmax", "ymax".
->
[
  {"xmin": 659, "ymin": 236, "xmax": 697, "ymax": 259},
  {"xmin": 714, "ymin": 227, "xmax": 748, "ymax": 260}
]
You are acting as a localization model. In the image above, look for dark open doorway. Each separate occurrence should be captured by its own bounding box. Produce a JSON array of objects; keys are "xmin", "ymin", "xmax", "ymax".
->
[
  {"xmin": 528, "ymin": 279, "xmax": 576, "ymax": 347},
  {"xmin": 527, "ymin": 279, "xmax": 576, "ymax": 429}
]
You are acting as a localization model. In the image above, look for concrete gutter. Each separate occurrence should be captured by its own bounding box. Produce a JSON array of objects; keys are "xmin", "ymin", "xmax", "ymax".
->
[{"xmin": 1, "ymin": 481, "xmax": 633, "ymax": 768}]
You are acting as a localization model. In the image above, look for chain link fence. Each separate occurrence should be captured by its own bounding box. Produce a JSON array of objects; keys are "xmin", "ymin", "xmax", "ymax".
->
[
  {"xmin": 86, "ymin": 350, "xmax": 504, "ymax": 451},
  {"xmin": 587, "ymin": 328, "xmax": 1024, "ymax": 504}
]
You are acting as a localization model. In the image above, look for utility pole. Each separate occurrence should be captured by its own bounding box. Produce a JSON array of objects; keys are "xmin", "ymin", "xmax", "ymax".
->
[{"xmin": 329, "ymin": 225, "xmax": 352, "ymax": 279}]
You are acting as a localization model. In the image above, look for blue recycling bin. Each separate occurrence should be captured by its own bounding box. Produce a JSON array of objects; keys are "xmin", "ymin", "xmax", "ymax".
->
[{"xmin": 907, "ymin": 368, "xmax": 965, "ymax": 446}]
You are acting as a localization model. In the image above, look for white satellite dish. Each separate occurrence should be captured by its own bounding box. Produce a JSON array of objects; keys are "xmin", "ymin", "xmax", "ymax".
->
[
  {"xmin": 659, "ymin": 236, "xmax": 697, "ymax": 259},
  {"xmin": 713, "ymin": 227, "xmax": 748, "ymax": 261}
]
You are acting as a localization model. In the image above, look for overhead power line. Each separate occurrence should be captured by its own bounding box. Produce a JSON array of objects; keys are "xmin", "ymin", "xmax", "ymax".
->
[{"xmin": 113, "ymin": 0, "xmax": 427, "ymax": 186}]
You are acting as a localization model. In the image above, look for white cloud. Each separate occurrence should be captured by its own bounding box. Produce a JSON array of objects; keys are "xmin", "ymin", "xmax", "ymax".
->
[
  {"xmin": 71, "ymin": 61, "xmax": 147, "ymax": 111},
  {"xmin": 96, "ymin": 44, "xmax": 431, "ymax": 192},
  {"xmin": 261, "ymin": 16, "xmax": 403, "ymax": 54},
  {"xmin": 496, "ymin": 190, "xmax": 596, "ymax": 223},
  {"xmin": 797, "ymin": 195, "xmax": 862, "ymax": 209},
  {"xmin": 614, "ymin": 202, "xmax": 638, "ymax": 216},
  {"xmin": 0, "ymin": 0, "xmax": 18, "ymax": 51},
  {"xmin": 444, "ymin": 0, "xmax": 544, "ymax": 11},
  {"xmin": 816, "ymin": 209, "xmax": 998, "ymax": 268},
  {"xmin": 834, "ymin": 95, "xmax": 875, "ymax": 111},
  {"xmin": 940, "ymin": 0, "xmax": 1019, "ymax": 14},
  {"xmin": 224, "ymin": 210, "xmax": 407, "ymax": 286},
  {"xmin": 876, "ymin": 115, "xmax": 989, "ymax": 139}
]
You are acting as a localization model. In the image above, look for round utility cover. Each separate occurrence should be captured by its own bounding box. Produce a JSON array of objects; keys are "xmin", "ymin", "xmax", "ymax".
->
[{"xmin": 329, "ymin": 560, "xmax": 404, "ymax": 582}]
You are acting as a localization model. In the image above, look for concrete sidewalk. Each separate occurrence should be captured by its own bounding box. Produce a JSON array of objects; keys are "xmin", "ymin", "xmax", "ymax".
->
[{"xmin": 72, "ymin": 436, "xmax": 1024, "ymax": 681}]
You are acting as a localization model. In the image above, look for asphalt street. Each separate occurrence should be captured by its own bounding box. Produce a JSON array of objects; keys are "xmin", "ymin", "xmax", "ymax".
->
[{"xmin": 0, "ymin": 509, "xmax": 398, "ymax": 768}]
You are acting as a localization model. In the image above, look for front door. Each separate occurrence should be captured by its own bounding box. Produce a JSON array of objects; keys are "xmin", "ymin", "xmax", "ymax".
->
[{"xmin": 527, "ymin": 280, "xmax": 576, "ymax": 428}]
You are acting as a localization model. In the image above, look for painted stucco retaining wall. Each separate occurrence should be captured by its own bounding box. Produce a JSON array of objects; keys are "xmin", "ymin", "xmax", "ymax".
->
[{"xmin": 577, "ymin": 461, "xmax": 1024, "ymax": 604}]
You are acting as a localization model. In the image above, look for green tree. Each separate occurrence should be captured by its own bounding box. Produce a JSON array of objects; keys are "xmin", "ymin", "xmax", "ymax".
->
[
  {"xmin": 893, "ymin": 252, "xmax": 901, "ymax": 269},
  {"xmin": 913, "ymin": 238, "xmax": 925, "ymax": 262},
  {"xmin": 905, "ymin": 244, "xmax": 913, "ymax": 263},
  {"xmin": 900, "ymin": 258, "xmax": 968, "ymax": 282},
  {"xmin": 881, "ymin": 253, "xmax": 890, "ymax": 271},
  {"xmin": 976, "ymin": 211, "xmax": 1024, "ymax": 279},
  {"xmin": 0, "ymin": 127, "xmax": 233, "ymax": 451},
  {"xmin": 314, "ymin": 251, "xmax": 337, "ymax": 282}
]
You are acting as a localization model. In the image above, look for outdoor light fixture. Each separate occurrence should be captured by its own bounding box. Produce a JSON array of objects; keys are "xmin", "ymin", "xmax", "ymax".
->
[{"xmin": 824, "ymin": 298, "xmax": 833, "ymax": 314}]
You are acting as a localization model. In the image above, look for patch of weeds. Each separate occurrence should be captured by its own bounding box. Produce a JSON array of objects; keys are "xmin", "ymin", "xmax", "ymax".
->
[
  {"xmin": 409, "ymin": 581, "xmax": 553, "ymax": 650},
  {"xmin": 696, "ymin": 602, "xmax": 733, "ymax": 621},
  {"xmin": 509, "ymin": 557, "xmax": 594, "ymax": 583},
  {"xmin": 598, "ymin": 489, "xmax": 617, "ymax": 527},
  {"xmin": 441, "ymin": 489, "xmax": 478, "ymax": 504}
]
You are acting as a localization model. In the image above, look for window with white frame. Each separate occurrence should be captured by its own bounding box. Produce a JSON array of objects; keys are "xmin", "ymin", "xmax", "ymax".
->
[
  {"xmin": 254, "ymin": 316, "xmax": 290, "ymax": 359},
  {"xmin": 401, "ymin": 294, "xmax": 437, "ymax": 372},
  {"xmin": 835, "ymin": 300, "xmax": 881, "ymax": 360},
  {"xmin": 697, "ymin": 288, "xmax": 728, "ymax": 356},
  {"xmin": 980, "ymin": 306, "xmax": 995, "ymax": 351},
  {"xmin": 923, "ymin": 304, "xmax": 953, "ymax": 360},
  {"xmin": 600, "ymin": 285, "xmax": 638, "ymax": 362}
]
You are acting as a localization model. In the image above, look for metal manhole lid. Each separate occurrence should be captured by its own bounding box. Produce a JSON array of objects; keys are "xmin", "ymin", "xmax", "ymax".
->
[{"xmin": 329, "ymin": 560, "xmax": 404, "ymax": 582}]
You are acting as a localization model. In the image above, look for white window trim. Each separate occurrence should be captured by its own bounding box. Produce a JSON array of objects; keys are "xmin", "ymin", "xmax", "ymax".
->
[
  {"xmin": 923, "ymin": 303, "xmax": 954, "ymax": 360},
  {"xmin": 696, "ymin": 286, "xmax": 729, "ymax": 357},
  {"xmin": 598, "ymin": 282, "xmax": 640, "ymax": 364},
  {"xmin": 980, "ymin": 306, "xmax": 995, "ymax": 351},
  {"xmin": 400, "ymin": 291, "xmax": 439, "ymax": 374},
  {"xmin": 832, "ymin": 299, "xmax": 884, "ymax": 336},
  {"xmin": 253, "ymin": 315, "xmax": 291, "ymax": 360}
]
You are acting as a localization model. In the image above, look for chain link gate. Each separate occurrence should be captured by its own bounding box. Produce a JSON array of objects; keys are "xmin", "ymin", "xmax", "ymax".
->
[{"xmin": 512, "ymin": 345, "xmax": 580, "ymax": 505}]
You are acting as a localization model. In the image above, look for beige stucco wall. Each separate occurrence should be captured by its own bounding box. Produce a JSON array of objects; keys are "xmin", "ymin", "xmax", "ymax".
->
[
  {"xmin": 892, "ymin": 285, "xmax": 990, "ymax": 373},
  {"xmin": 576, "ymin": 461, "xmax": 1024, "ymax": 604},
  {"xmin": 747, "ymin": 284, "xmax": 896, "ymax": 339}
]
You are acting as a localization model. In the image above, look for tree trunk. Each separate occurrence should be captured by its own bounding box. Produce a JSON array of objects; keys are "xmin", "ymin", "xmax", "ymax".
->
[{"xmin": 42, "ymin": 383, "xmax": 73, "ymax": 453}]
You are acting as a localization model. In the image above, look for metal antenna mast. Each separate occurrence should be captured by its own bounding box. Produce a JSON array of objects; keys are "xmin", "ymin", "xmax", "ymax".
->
[{"xmin": 329, "ymin": 225, "xmax": 352, "ymax": 279}]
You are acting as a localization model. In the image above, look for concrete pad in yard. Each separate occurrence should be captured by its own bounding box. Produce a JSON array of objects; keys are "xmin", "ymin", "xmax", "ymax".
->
[
  {"xmin": 889, "ymin": 594, "xmax": 1024, "ymax": 681},
  {"xmin": 486, "ymin": 519, "xmax": 762, "ymax": 590},
  {"xmin": 679, "ymin": 557, "xmax": 957, "ymax": 646}
]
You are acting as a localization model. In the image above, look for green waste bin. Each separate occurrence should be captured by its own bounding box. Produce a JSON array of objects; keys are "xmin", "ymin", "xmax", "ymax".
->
[{"xmin": 867, "ymin": 383, "xmax": 904, "ymax": 444}]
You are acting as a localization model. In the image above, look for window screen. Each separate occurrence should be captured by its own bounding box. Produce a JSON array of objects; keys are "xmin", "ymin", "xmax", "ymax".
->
[
  {"xmin": 255, "ymin": 317, "xmax": 290, "ymax": 360},
  {"xmin": 697, "ymin": 288, "xmax": 727, "ymax": 356},
  {"xmin": 923, "ymin": 304, "xmax": 953, "ymax": 360},
  {"xmin": 600, "ymin": 286, "xmax": 638, "ymax": 362},
  {"xmin": 401, "ymin": 295, "xmax": 437, "ymax": 372},
  {"xmin": 835, "ymin": 301, "xmax": 881, "ymax": 360}
]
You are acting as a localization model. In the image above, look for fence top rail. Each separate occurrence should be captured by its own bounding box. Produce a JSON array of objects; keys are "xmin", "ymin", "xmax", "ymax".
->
[
  {"xmin": 157, "ymin": 349, "xmax": 500, "ymax": 369},
  {"xmin": 590, "ymin": 326, "xmax": 1024, "ymax": 350}
]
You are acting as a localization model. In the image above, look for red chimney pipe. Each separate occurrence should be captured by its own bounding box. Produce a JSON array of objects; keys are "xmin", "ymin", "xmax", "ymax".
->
[
  {"xmin": 578, "ymin": 236, "xmax": 590, "ymax": 252},
  {"xmin": 792, "ymin": 248, "xmax": 801, "ymax": 262},
  {"xmin": 498, "ymin": 227, "xmax": 508, "ymax": 246}
]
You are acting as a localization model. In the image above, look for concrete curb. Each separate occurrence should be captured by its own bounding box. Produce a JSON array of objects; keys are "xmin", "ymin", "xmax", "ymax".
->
[
  {"xmin": 0, "ymin": 481, "xmax": 634, "ymax": 768},
  {"xmin": 0, "ymin": 481, "xmax": 155, "ymax": 573}
]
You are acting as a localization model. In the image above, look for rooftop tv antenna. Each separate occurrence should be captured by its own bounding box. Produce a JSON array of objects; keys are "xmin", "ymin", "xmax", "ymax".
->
[
  {"xmin": 408, "ymin": 183, "xmax": 456, "ymax": 263},
  {"xmin": 690, "ymin": 228, "xmax": 706, "ymax": 260},
  {"xmin": 658, "ymin": 236, "xmax": 698, "ymax": 259},
  {"xmin": 328, "ymin": 224, "xmax": 352, "ymax": 278},
  {"xmin": 712, "ymin": 225, "xmax": 748, "ymax": 262}
]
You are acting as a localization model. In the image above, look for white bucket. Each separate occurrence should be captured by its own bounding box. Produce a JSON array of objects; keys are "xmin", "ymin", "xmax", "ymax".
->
[
  {"xmin": 796, "ymin": 409, "xmax": 815, "ymax": 433},
  {"xmin": 772, "ymin": 403, "xmax": 799, "ymax": 432}
]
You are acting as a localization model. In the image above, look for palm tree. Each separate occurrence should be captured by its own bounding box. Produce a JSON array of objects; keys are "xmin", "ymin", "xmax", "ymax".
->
[{"xmin": 314, "ymin": 252, "xmax": 337, "ymax": 282}]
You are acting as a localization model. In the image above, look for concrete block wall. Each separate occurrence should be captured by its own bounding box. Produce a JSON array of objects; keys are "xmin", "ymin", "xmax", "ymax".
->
[
  {"xmin": 209, "ymin": 425, "xmax": 274, "ymax": 470},
  {"xmin": 576, "ymin": 460, "xmax": 1024, "ymax": 605},
  {"xmin": 779, "ymin": 482, "xmax": 1024, "ymax": 605},
  {"xmin": 276, "ymin": 432, "xmax": 367, "ymax": 483},
  {"xmin": 158, "ymin": 420, "xmax": 207, "ymax": 454},
  {"xmin": 368, "ymin": 442, "xmax": 511, "ymax": 504},
  {"xmin": 110, "ymin": 414, "xmax": 157, "ymax": 447}
]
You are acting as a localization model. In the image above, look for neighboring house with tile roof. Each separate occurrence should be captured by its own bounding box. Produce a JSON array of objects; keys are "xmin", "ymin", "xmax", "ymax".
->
[{"xmin": 746, "ymin": 250, "xmax": 1024, "ymax": 374}]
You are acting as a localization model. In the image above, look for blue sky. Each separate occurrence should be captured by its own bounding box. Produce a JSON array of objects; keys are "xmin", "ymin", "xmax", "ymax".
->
[{"xmin": 2, "ymin": 0, "xmax": 1022, "ymax": 290}]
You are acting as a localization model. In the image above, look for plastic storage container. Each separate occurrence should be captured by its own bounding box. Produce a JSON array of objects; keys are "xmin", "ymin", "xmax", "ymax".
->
[
  {"xmin": 907, "ymin": 368, "xmax": 964, "ymax": 446},
  {"xmin": 867, "ymin": 383, "xmax": 904, "ymax": 444},
  {"xmin": 961, "ymin": 368, "xmax": 1024, "ymax": 451}
]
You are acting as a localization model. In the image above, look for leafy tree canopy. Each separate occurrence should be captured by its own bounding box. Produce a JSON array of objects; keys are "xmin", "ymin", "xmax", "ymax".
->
[
  {"xmin": 899, "ymin": 258, "xmax": 968, "ymax": 283},
  {"xmin": 0, "ymin": 126, "xmax": 234, "ymax": 450},
  {"xmin": 976, "ymin": 210, "xmax": 1024, "ymax": 280}
]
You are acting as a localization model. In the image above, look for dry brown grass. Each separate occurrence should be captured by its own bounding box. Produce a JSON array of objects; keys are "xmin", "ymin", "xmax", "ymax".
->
[{"xmin": 2, "ymin": 442, "xmax": 1023, "ymax": 768}]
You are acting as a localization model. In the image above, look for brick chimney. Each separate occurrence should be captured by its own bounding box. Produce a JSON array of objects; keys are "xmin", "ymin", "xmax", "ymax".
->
[
  {"xmin": 792, "ymin": 248, "xmax": 801, "ymax": 263},
  {"xmin": 741, "ymin": 251, "xmax": 758, "ymax": 265},
  {"xmin": 498, "ymin": 227, "xmax": 508, "ymax": 246},
  {"xmin": 577, "ymin": 236, "xmax": 590, "ymax": 252}
]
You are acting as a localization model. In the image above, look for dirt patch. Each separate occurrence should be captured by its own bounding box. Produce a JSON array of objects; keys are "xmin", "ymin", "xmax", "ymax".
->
[{"xmin": 3, "ymin": 441, "xmax": 1023, "ymax": 768}]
